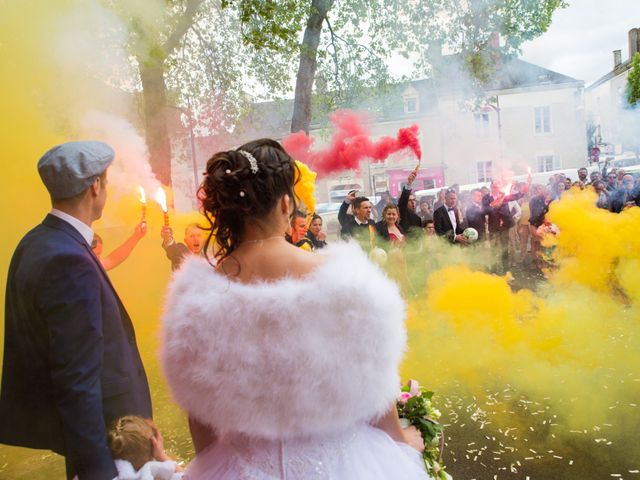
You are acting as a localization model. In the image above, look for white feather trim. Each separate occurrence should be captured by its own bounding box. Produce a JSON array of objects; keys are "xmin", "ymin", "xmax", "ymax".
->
[{"xmin": 161, "ymin": 242, "xmax": 406, "ymax": 440}]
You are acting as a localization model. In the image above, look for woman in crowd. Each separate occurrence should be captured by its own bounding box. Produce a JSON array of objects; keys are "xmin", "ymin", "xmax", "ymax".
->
[
  {"xmin": 161, "ymin": 139, "xmax": 429, "ymax": 479},
  {"xmin": 375, "ymin": 204, "xmax": 406, "ymax": 245},
  {"xmin": 553, "ymin": 179, "xmax": 566, "ymax": 200},
  {"xmin": 306, "ymin": 213, "xmax": 327, "ymax": 250}
]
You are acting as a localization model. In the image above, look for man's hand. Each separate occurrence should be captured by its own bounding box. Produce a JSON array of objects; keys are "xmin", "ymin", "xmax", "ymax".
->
[
  {"xmin": 407, "ymin": 170, "xmax": 417, "ymax": 186},
  {"xmin": 133, "ymin": 221, "xmax": 147, "ymax": 240},
  {"xmin": 490, "ymin": 193, "xmax": 505, "ymax": 209},
  {"xmin": 455, "ymin": 234, "xmax": 470, "ymax": 245},
  {"xmin": 161, "ymin": 226, "xmax": 174, "ymax": 246},
  {"xmin": 345, "ymin": 190, "xmax": 357, "ymax": 204},
  {"xmin": 402, "ymin": 425, "xmax": 425, "ymax": 453}
]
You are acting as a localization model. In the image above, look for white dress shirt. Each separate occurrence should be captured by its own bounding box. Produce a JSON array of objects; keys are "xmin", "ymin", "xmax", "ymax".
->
[
  {"xmin": 447, "ymin": 207, "xmax": 457, "ymax": 232},
  {"xmin": 49, "ymin": 208, "xmax": 94, "ymax": 245}
]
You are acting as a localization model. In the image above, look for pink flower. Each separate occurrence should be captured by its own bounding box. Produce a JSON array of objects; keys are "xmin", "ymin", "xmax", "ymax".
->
[
  {"xmin": 408, "ymin": 379, "xmax": 421, "ymax": 397},
  {"xmin": 398, "ymin": 392, "xmax": 412, "ymax": 404}
]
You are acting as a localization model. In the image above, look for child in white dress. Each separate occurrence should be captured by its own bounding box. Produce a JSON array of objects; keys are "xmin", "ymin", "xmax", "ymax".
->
[{"xmin": 107, "ymin": 415, "xmax": 183, "ymax": 480}]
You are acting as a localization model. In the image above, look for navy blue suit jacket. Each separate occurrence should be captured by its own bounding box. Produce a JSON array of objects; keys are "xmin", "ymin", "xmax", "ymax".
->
[{"xmin": 0, "ymin": 214, "xmax": 152, "ymax": 480}]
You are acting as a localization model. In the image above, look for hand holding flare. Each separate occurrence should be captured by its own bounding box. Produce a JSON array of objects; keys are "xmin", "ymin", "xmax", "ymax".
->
[
  {"xmin": 154, "ymin": 187, "xmax": 170, "ymax": 227},
  {"xmin": 138, "ymin": 186, "xmax": 147, "ymax": 223}
]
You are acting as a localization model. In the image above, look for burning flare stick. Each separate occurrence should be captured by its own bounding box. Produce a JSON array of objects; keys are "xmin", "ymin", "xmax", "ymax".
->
[
  {"xmin": 138, "ymin": 186, "xmax": 147, "ymax": 223},
  {"xmin": 154, "ymin": 188, "xmax": 169, "ymax": 227}
]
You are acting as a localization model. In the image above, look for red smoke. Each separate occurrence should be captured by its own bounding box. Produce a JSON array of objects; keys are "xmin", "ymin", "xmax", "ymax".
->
[{"xmin": 282, "ymin": 110, "xmax": 421, "ymax": 178}]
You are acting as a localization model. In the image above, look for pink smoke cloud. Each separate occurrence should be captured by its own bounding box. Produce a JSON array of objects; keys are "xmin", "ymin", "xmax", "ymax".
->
[{"xmin": 282, "ymin": 110, "xmax": 421, "ymax": 178}]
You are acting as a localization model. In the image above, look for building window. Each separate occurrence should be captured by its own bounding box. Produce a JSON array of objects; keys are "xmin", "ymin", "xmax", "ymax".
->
[
  {"xmin": 474, "ymin": 112, "xmax": 490, "ymax": 136},
  {"xmin": 534, "ymin": 106, "xmax": 551, "ymax": 134},
  {"xmin": 477, "ymin": 161, "xmax": 493, "ymax": 182},
  {"xmin": 536, "ymin": 155, "xmax": 560, "ymax": 172},
  {"xmin": 404, "ymin": 96, "xmax": 418, "ymax": 114}
]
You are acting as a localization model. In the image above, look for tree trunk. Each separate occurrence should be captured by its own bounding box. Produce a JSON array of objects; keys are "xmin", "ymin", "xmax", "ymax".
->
[
  {"xmin": 290, "ymin": 0, "xmax": 335, "ymax": 134},
  {"xmin": 139, "ymin": 57, "xmax": 172, "ymax": 185},
  {"xmin": 134, "ymin": 0, "xmax": 203, "ymax": 186}
]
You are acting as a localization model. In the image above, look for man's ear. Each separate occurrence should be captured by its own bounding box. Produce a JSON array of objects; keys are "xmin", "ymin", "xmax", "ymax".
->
[{"xmin": 89, "ymin": 177, "xmax": 100, "ymax": 197}]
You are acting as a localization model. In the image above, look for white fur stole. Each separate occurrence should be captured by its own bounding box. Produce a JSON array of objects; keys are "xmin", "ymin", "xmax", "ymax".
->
[{"xmin": 161, "ymin": 242, "xmax": 406, "ymax": 440}]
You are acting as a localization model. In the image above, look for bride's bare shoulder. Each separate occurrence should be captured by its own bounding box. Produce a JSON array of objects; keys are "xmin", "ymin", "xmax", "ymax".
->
[{"xmin": 216, "ymin": 242, "xmax": 327, "ymax": 283}]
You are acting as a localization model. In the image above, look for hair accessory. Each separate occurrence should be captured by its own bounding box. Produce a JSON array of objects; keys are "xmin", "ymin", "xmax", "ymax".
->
[
  {"xmin": 239, "ymin": 191, "xmax": 245, "ymax": 197},
  {"xmin": 225, "ymin": 169, "xmax": 231, "ymax": 174},
  {"xmin": 238, "ymin": 150, "xmax": 258, "ymax": 174}
]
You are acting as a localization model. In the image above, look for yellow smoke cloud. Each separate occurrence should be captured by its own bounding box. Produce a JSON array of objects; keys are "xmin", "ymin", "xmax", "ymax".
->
[
  {"xmin": 0, "ymin": 2, "xmax": 191, "ymax": 476},
  {"xmin": 294, "ymin": 159, "xmax": 317, "ymax": 215},
  {"xmin": 400, "ymin": 189, "xmax": 640, "ymax": 475}
]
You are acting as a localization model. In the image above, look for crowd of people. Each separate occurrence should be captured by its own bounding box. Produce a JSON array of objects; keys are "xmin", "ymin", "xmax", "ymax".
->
[
  {"xmin": 93, "ymin": 162, "xmax": 640, "ymax": 280},
  {"xmin": 326, "ymin": 164, "xmax": 640, "ymax": 275}
]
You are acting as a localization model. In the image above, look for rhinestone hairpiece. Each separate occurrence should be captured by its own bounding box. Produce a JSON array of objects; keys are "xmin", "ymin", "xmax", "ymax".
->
[{"xmin": 238, "ymin": 150, "xmax": 258, "ymax": 174}]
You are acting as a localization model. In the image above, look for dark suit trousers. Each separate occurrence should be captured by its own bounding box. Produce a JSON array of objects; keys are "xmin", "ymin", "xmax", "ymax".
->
[{"xmin": 490, "ymin": 229, "xmax": 510, "ymax": 274}]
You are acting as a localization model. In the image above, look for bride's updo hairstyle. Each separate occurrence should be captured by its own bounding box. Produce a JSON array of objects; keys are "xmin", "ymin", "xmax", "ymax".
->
[{"xmin": 199, "ymin": 138, "xmax": 299, "ymax": 262}]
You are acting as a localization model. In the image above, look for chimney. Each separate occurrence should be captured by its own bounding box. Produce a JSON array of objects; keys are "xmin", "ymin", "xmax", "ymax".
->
[
  {"xmin": 614, "ymin": 49, "xmax": 622, "ymax": 68},
  {"xmin": 630, "ymin": 28, "xmax": 640, "ymax": 59}
]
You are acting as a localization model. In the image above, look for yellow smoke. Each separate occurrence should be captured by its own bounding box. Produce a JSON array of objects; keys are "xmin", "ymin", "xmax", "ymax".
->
[
  {"xmin": 294, "ymin": 159, "xmax": 317, "ymax": 216},
  {"xmin": 0, "ymin": 2, "xmax": 190, "ymax": 476},
  {"xmin": 401, "ymin": 189, "xmax": 640, "ymax": 473}
]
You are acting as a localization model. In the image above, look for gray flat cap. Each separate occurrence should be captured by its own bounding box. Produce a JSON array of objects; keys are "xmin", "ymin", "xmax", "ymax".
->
[{"xmin": 38, "ymin": 141, "xmax": 115, "ymax": 199}]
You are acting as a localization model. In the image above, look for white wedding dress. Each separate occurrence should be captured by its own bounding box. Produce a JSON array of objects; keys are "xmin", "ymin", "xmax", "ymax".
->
[{"xmin": 161, "ymin": 242, "xmax": 431, "ymax": 479}]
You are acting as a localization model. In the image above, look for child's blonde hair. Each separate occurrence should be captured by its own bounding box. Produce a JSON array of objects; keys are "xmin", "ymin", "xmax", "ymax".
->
[{"xmin": 108, "ymin": 415, "xmax": 156, "ymax": 470}]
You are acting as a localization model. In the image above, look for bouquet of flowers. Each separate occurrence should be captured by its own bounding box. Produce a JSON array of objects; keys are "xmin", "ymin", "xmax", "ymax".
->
[{"xmin": 397, "ymin": 380, "xmax": 451, "ymax": 480}]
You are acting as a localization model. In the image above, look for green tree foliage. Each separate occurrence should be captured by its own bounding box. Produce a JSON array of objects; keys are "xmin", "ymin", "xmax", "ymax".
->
[
  {"xmin": 108, "ymin": 0, "xmax": 569, "ymax": 181},
  {"xmin": 626, "ymin": 52, "xmax": 640, "ymax": 107},
  {"xmin": 109, "ymin": 0, "xmax": 304, "ymax": 184},
  {"xmin": 290, "ymin": 0, "xmax": 568, "ymax": 133}
]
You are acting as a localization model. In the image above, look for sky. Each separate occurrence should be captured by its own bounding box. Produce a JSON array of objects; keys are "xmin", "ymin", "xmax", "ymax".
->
[{"xmin": 520, "ymin": 0, "xmax": 640, "ymax": 86}]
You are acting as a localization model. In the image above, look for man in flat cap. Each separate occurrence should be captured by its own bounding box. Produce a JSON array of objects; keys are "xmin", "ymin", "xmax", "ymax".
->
[{"xmin": 0, "ymin": 141, "xmax": 152, "ymax": 480}]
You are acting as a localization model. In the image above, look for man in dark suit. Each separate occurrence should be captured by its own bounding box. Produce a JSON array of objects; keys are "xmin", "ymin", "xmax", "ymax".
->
[
  {"xmin": 161, "ymin": 223, "xmax": 204, "ymax": 270},
  {"xmin": 398, "ymin": 170, "xmax": 424, "ymax": 237},
  {"xmin": 433, "ymin": 188, "xmax": 469, "ymax": 244},
  {"xmin": 465, "ymin": 189, "xmax": 488, "ymax": 242},
  {"xmin": 338, "ymin": 191, "xmax": 375, "ymax": 243},
  {"xmin": 0, "ymin": 142, "xmax": 152, "ymax": 480}
]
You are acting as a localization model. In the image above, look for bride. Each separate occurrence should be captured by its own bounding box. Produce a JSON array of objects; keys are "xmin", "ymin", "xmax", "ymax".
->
[{"xmin": 161, "ymin": 138, "xmax": 431, "ymax": 479}]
